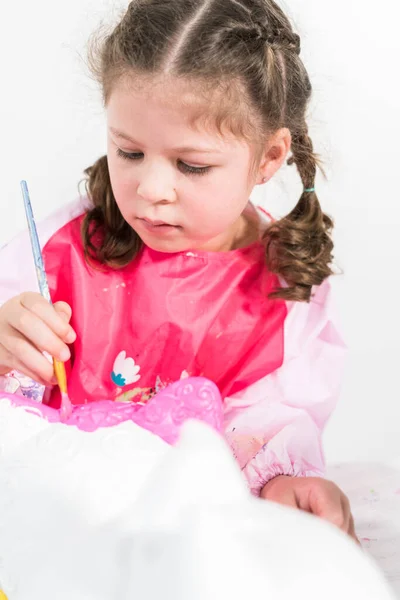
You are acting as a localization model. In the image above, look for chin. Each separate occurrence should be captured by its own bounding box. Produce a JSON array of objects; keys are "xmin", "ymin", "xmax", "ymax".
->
[{"xmin": 138, "ymin": 233, "xmax": 190, "ymax": 254}]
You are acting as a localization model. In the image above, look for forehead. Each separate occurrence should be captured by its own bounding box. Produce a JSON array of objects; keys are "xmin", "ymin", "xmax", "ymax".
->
[{"xmin": 106, "ymin": 74, "xmax": 260, "ymax": 150}]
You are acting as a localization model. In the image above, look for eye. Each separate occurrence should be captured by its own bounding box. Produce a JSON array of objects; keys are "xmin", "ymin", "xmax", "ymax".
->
[
  {"xmin": 116, "ymin": 149, "xmax": 142, "ymax": 161},
  {"xmin": 116, "ymin": 148, "xmax": 211, "ymax": 176},
  {"xmin": 180, "ymin": 163, "xmax": 210, "ymax": 176}
]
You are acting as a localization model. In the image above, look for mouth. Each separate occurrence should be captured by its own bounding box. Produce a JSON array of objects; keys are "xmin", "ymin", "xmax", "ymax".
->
[
  {"xmin": 142, "ymin": 218, "xmax": 175, "ymax": 227},
  {"xmin": 137, "ymin": 217, "xmax": 181, "ymax": 233}
]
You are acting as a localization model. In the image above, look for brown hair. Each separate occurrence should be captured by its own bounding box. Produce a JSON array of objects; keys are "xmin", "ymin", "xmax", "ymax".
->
[{"xmin": 83, "ymin": 0, "xmax": 334, "ymax": 301}]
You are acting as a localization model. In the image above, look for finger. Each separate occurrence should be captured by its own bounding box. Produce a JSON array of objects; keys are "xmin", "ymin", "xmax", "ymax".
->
[
  {"xmin": 8, "ymin": 306, "xmax": 71, "ymax": 363},
  {"xmin": 348, "ymin": 514, "xmax": 360, "ymax": 545},
  {"xmin": 340, "ymin": 494, "xmax": 352, "ymax": 533},
  {"xmin": 8, "ymin": 309, "xmax": 71, "ymax": 363},
  {"xmin": 10, "ymin": 355, "xmax": 51, "ymax": 387},
  {"xmin": 308, "ymin": 483, "xmax": 347, "ymax": 530},
  {"xmin": 0, "ymin": 343, "xmax": 14, "ymax": 373},
  {"xmin": 0, "ymin": 326, "xmax": 56, "ymax": 383},
  {"xmin": 20, "ymin": 293, "xmax": 75, "ymax": 344},
  {"xmin": 54, "ymin": 301, "xmax": 72, "ymax": 323},
  {"xmin": 0, "ymin": 341, "xmax": 50, "ymax": 386}
]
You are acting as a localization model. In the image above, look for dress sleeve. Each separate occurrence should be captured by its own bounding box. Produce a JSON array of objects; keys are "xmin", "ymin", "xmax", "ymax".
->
[
  {"xmin": 223, "ymin": 278, "xmax": 347, "ymax": 496},
  {"xmin": 0, "ymin": 197, "xmax": 87, "ymax": 306},
  {"xmin": 0, "ymin": 197, "xmax": 87, "ymax": 399}
]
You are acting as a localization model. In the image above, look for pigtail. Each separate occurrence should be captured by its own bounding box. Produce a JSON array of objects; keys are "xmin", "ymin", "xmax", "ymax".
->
[
  {"xmin": 82, "ymin": 155, "xmax": 142, "ymax": 267},
  {"xmin": 265, "ymin": 130, "xmax": 334, "ymax": 302}
]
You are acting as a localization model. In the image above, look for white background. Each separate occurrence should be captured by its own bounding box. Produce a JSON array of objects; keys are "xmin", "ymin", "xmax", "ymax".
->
[{"xmin": 0, "ymin": 0, "xmax": 399, "ymax": 464}]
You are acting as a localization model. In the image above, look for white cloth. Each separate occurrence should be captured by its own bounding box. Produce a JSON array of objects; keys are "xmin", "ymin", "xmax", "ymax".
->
[{"xmin": 0, "ymin": 398, "xmax": 394, "ymax": 600}]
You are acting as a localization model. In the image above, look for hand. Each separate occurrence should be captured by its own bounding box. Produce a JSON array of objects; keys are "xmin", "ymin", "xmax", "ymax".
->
[
  {"xmin": 261, "ymin": 476, "xmax": 358, "ymax": 543},
  {"xmin": 0, "ymin": 292, "xmax": 76, "ymax": 386}
]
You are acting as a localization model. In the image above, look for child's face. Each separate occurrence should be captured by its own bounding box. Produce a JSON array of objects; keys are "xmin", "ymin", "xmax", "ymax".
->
[{"xmin": 106, "ymin": 78, "xmax": 260, "ymax": 253}]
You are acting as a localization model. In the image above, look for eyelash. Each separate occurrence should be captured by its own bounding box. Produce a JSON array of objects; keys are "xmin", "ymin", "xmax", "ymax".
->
[{"xmin": 116, "ymin": 148, "xmax": 211, "ymax": 176}]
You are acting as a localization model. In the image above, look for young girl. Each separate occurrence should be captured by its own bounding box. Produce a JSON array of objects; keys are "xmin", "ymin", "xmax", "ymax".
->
[{"xmin": 0, "ymin": 0, "xmax": 355, "ymax": 539}]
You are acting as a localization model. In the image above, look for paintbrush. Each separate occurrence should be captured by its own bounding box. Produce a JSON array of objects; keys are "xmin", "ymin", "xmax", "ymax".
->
[{"xmin": 20, "ymin": 180, "xmax": 72, "ymax": 421}]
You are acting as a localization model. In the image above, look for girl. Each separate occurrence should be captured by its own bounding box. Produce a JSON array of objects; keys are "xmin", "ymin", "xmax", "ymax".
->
[{"xmin": 0, "ymin": 0, "xmax": 355, "ymax": 539}]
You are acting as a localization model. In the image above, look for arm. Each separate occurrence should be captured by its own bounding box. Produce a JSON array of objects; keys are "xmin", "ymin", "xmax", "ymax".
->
[
  {"xmin": 223, "ymin": 278, "xmax": 346, "ymax": 496},
  {"xmin": 0, "ymin": 198, "xmax": 85, "ymax": 395}
]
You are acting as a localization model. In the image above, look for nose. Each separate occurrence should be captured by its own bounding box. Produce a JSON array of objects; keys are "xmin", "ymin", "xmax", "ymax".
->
[{"xmin": 136, "ymin": 161, "xmax": 177, "ymax": 205}]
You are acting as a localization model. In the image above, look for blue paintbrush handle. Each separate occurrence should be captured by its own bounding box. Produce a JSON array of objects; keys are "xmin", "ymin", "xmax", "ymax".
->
[{"xmin": 20, "ymin": 180, "xmax": 52, "ymax": 304}]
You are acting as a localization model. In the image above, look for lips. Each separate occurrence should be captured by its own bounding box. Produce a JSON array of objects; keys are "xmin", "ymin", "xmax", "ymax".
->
[
  {"xmin": 142, "ymin": 218, "xmax": 174, "ymax": 227},
  {"xmin": 139, "ymin": 217, "xmax": 180, "ymax": 228}
]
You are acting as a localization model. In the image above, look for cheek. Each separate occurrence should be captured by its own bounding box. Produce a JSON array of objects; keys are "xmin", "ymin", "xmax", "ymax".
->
[
  {"xmin": 191, "ymin": 170, "xmax": 249, "ymax": 222},
  {"xmin": 108, "ymin": 155, "xmax": 137, "ymax": 202},
  {"xmin": 185, "ymin": 191, "xmax": 246, "ymax": 239}
]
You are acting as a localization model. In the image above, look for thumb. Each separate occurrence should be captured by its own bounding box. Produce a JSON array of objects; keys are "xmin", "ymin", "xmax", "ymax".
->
[{"xmin": 53, "ymin": 301, "xmax": 72, "ymax": 324}]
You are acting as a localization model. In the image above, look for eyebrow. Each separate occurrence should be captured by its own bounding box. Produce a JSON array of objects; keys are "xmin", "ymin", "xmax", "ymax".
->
[{"xmin": 109, "ymin": 127, "xmax": 222, "ymax": 154}]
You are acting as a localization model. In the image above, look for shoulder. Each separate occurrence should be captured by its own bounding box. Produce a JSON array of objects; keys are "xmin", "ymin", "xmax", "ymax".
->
[
  {"xmin": 0, "ymin": 196, "xmax": 90, "ymax": 304},
  {"xmin": 42, "ymin": 200, "xmax": 89, "ymax": 255},
  {"xmin": 247, "ymin": 203, "xmax": 344, "ymax": 359},
  {"xmin": 1, "ymin": 196, "xmax": 89, "ymax": 255},
  {"xmin": 39, "ymin": 196, "xmax": 89, "ymax": 250},
  {"xmin": 283, "ymin": 277, "xmax": 346, "ymax": 362}
]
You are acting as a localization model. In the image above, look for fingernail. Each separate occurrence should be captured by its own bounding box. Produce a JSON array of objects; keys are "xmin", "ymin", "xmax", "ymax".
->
[
  {"xmin": 59, "ymin": 348, "xmax": 71, "ymax": 362},
  {"xmin": 51, "ymin": 376, "xmax": 58, "ymax": 385}
]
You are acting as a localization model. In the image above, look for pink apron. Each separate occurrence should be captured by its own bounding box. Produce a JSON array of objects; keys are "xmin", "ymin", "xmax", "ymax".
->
[{"xmin": 43, "ymin": 215, "xmax": 287, "ymax": 408}]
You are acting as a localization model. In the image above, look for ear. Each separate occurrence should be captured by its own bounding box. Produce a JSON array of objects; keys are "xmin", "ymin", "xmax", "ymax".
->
[{"xmin": 257, "ymin": 128, "xmax": 292, "ymax": 184}]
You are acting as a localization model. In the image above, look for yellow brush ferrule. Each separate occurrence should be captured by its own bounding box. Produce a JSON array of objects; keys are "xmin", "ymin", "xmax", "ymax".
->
[{"xmin": 53, "ymin": 358, "xmax": 68, "ymax": 394}]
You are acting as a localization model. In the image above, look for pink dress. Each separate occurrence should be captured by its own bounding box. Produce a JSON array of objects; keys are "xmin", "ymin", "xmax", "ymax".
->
[{"xmin": 0, "ymin": 197, "xmax": 346, "ymax": 494}]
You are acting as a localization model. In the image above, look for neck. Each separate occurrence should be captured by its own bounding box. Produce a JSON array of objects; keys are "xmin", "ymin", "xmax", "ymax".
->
[{"xmin": 226, "ymin": 205, "xmax": 262, "ymax": 251}]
